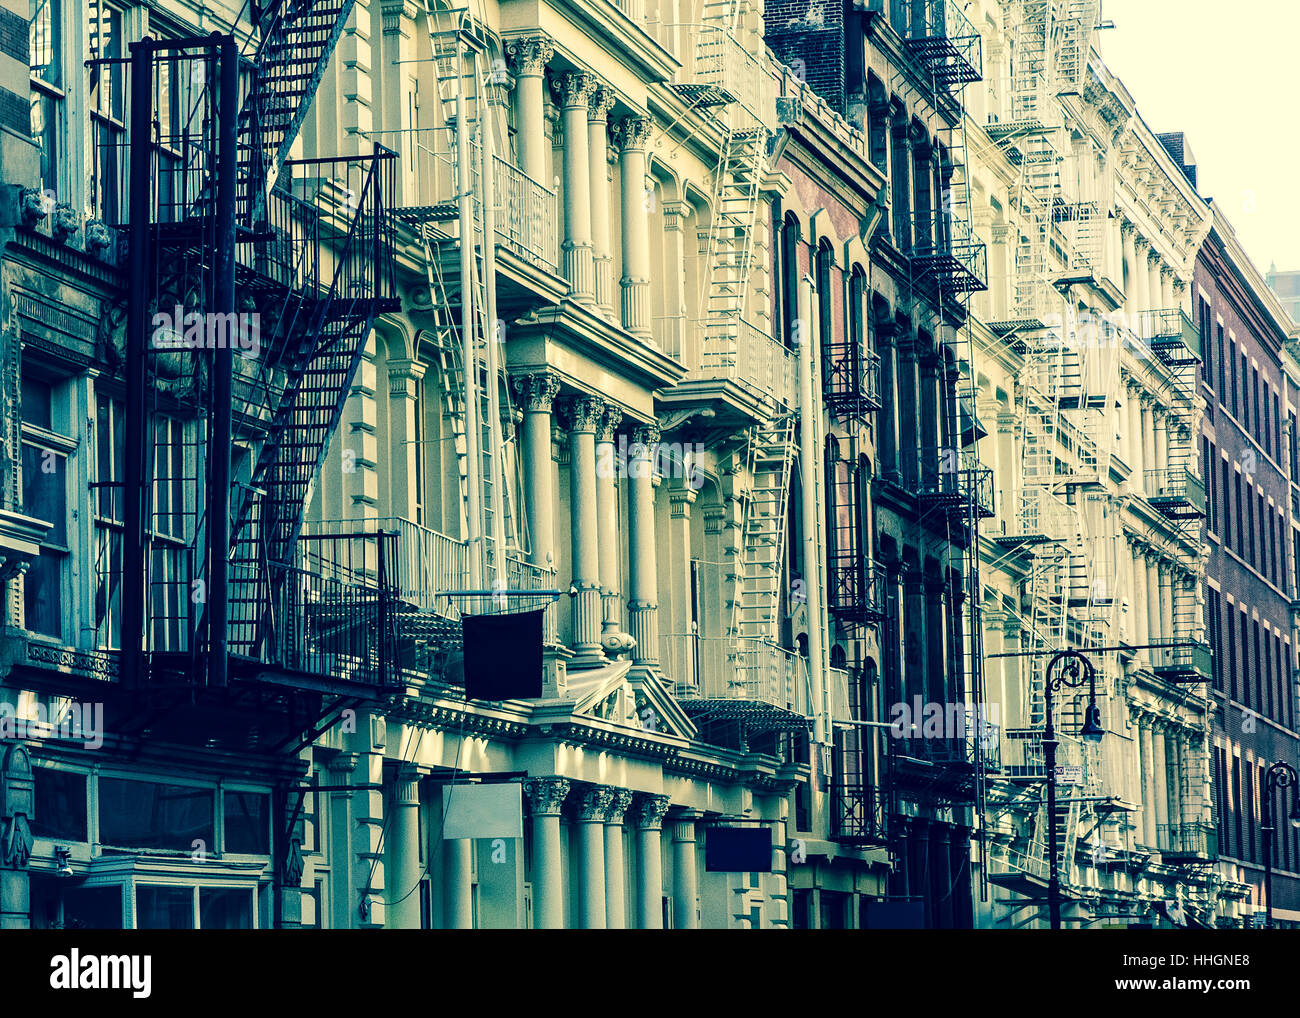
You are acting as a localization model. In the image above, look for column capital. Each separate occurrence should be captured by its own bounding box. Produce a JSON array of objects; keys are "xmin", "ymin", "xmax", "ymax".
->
[
  {"xmin": 524, "ymin": 777, "xmax": 571, "ymax": 816},
  {"xmin": 380, "ymin": 0, "xmax": 420, "ymax": 33},
  {"xmin": 506, "ymin": 34, "xmax": 554, "ymax": 77},
  {"xmin": 588, "ymin": 84, "xmax": 617, "ymax": 123},
  {"xmin": 614, "ymin": 115, "xmax": 655, "ymax": 153},
  {"xmin": 669, "ymin": 813, "xmax": 700, "ymax": 842},
  {"xmin": 514, "ymin": 371, "xmax": 561, "ymax": 413},
  {"xmin": 561, "ymin": 394, "xmax": 606, "ymax": 433},
  {"xmin": 668, "ymin": 484, "xmax": 697, "ymax": 516},
  {"xmin": 632, "ymin": 793, "xmax": 671, "ymax": 830},
  {"xmin": 632, "ymin": 421, "xmax": 661, "ymax": 447},
  {"xmin": 596, "ymin": 404, "xmax": 623, "ymax": 443},
  {"xmin": 552, "ymin": 70, "xmax": 599, "ymax": 110},
  {"xmin": 574, "ymin": 784, "xmax": 616, "ymax": 822},
  {"xmin": 606, "ymin": 788, "xmax": 635, "ymax": 824},
  {"xmin": 394, "ymin": 765, "xmax": 421, "ymax": 805},
  {"xmin": 1119, "ymin": 217, "xmax": 1136, "ymax": 238}
]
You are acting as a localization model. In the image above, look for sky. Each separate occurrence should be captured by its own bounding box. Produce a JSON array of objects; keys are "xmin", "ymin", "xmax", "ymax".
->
[{"xmin": 1096, "ymin": 0, "xmax": 1300, "ymax": 274}]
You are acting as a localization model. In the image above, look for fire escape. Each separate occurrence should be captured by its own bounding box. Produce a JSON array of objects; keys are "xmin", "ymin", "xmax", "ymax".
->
[
  {"xmin": 881, "ymin": 0, "xmax": 995, "ymax": 885},
  {"xmin": 93, "ymin": 1, "xmax": 400, "ymax": 748}
]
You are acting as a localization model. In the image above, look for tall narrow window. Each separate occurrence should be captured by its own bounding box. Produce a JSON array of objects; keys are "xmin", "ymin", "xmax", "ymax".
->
[
  {"xmin": 21, "ymin": 374, "xmax": 72, "ymax": 639},
  {"xmin": 28, "ymin": 0, "xmax": 64, "ymax": 196}
]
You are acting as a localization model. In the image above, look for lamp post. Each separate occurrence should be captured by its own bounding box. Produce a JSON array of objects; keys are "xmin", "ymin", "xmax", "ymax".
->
[
  {"xmin": 1043, "ymin": 649, "xmax": 1105, "ymax": 930},
  {"xmin": 1262, "ymin": 760, "xmax": 1300, "ymax": 929}
]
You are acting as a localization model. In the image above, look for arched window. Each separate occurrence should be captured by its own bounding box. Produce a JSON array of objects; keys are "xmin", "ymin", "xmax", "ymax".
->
[{"xmin": 781, "ymin": 212, "xmax": 801, "ymax": 350}]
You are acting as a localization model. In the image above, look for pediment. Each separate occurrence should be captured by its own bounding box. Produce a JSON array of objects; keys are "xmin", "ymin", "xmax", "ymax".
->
[{"xmin": 568, "ymin": 660, "xmax": 697, "ymax": 740}]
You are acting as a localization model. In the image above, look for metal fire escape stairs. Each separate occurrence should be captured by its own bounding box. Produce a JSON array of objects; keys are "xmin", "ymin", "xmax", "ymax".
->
[
  {"xmin": 886, "ymin": 0, "xmax": 996, "ymax": 895},
  {"xmin": 389, "ymin": 1, "xmax": 519, "ymax": 606}
]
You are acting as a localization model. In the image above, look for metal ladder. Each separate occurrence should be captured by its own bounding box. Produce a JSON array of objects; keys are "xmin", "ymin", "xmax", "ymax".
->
[{"xmin": 730, "ymin": 416, "xmax": 795, "ymax": 644}]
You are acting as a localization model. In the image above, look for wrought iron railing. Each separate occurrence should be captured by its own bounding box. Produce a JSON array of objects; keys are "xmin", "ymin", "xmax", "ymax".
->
[
  {"xmin": 830, "ymin": 783, "xmax": 888, "ymax": 845},
  {"xmin": 665, "ymin": 634, "xmax": 810, "ymax": 715},
  {"xmin": 668, "ymin": 23, "xmax": 774, "ymax": 127},
  {"xmin": 1157, "ymin": 821, "xmax": 1218, "ymax": 860}
]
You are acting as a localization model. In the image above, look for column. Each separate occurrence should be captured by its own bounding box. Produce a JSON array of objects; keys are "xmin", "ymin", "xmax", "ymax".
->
[
  {"xmin": 506, "ymin": 36, "xmax": 554, "ymax": 186},
  {"xmin": 878, "ymin": 319, "xmax": 901, "ymax": 484},
  {"xmin": 1121, "ymin": 220, "xmax": 1139, "ymax": 316},
  {"xmin": 1146, "ymin": 555, "xmax": 1162, "ymax": 645},
  {"xmin": 898, "ymin": 338, "xmax": 920, "ymax": 489},
  {"xmin": 1154, "ymin": 408, "xmax": 1169, "ymax": 478},
  {"xmin": 1158, "ymin": 565, "xmax": 1172, "ymax": 647},
  {"xmin": 1130, "ymin": 544, "xmax": 1149, "ymax": 646},
  {"xmin": 1148, "ymin": 252, "xmax": 1163, "ymax": 315},
  {"xmin": 616, "ymin": 115, "xmax": 655, "ymax": 340},
  {"xmin": 1132, "ymin": 237, "xmax": 1151, "ymax": 314},
  {"xmin": 596, "ymin": 405, "xmax": 631, "ymax": 653},
  {"xmin": 443, "ymin": 836, "xmax": 473, "ymax": 929},
  {"xmin": 523, "ymin": 778, "xmax": 570, "ymax": 929},
  {"xmin": 1127, "ymin": 385, "xmax": 1143, "ymax": 475},
  {"xmin": 0, "ymin": 747, "xmax": 33, "ymax": 929},
  {"xmin": 633, "ymin": 794, "xmax": 670, "ymax": 929},
  {"xmin": 912, "ymin": 821, "xmax": 933, "ymax": 928},
  {"xmin": 670, "ymin": 813, "xmax": 699, "ymax": 930},
  {"xmin": 588, "ymin": 85, "xmax": 617, "ymax": 318},
  {"xmin": 628, "ymin": 422, "xmax": 661, "ymax": 666},
  {"xmin": 575, "ymin": 785, "xmax": 612, "ymax": 929},
  {"xmin": 1167, "ymin": 734, "xmax": 1184, "ymax": 835},
  {"xmin": 515, "ymin": 372, "xmax": 560, "ymax": 573},
  {"xmin": 1141, "ymin": 398, "xmax": 1156, "ymax": 487},
  {"xmin": 388, "ymin": 765, "xmax": 422, "ymax": 929},
  {"xmin": 379, "ymin": 1, "xmax": 419, "ymax": 201},
  {"xmin": 1161, "ymin": 267, "xmax": 1176, "ymax": 311},
  {"xmin": 1139, "ymin": 719, "xmax": 1157, "ymax": 847},
  {"xmin": 604, "ymin": 790, "xmax": 634, "ymax": 929},
  {"xmin": 950, "ymin": 827, "xmax": 973, "ymax": 929},
  {"xmin": 668, "ymin": 482, "xmax": 698, "ymax": 689},
  {"xmin": 554, "ymin": 71, "xmax": 597, "ymax": 302},
  {"xmin": 386, "ymin": 358, "xmax": 426, "ymax": 520},
  {"xmin": 565, "ymin": 395, "xmax": 606, "ymax": 663},
  {"xmin": 931, "ymin": 824, "xmax": 952, "ymax": 929},
  {"xmin": 660, "ymin": 201, "xmax": 690, "ymax": 355},
  {"xmin": 1152, "ymin": 725, "xmax": 1170, "ymax": 840}
]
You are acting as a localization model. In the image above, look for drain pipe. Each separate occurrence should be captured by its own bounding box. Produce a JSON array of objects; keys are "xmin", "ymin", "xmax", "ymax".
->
[{"xmin": 797, "ymin": 250, "xmax": 827, "ymax": 750}]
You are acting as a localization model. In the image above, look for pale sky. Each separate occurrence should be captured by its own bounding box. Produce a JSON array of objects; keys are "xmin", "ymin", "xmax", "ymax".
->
[{"xmin": 1097, "ymin": 0, "xmax": 1300, "ymax": 273}]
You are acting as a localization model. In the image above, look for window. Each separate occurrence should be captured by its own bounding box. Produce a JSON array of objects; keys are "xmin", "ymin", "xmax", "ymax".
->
[
  {"xmin": 21, "ymin": 374, "xmax": 73, "ymax": 639},
  {"xmin": 1222, "ymin": 460, "xmax": 1232, "ymax": 549},
  {"xmin": 1230, "ymin": 340, "xmax": 1239, "ymax": 417},
  {"xmin": 1225, "ymin": 601, "xmax": 1237, "ymax": 702},
  {"xmin": 32, "ymin": 767, "xmax": 87, "ymax": 841},
  {"xmin": 1252, "ymin": 368, "xmax": 1260, "ymax": 443},
  {"xmin": 28, "ymin": 0, "xmax": 64, "ymax": 195},
  {"xmin": 780, "ymin": 213, "xmax": 800, "ymax": 350},
  {"xmin": 223, "ymin": 790, "xmax": 271, "ymax": 855},
  {"xmin": 88, "ymin": 1, "xmax": 125, "ymax": 223},
  {"xmin": 98, "ymin": 777, "xmax": 215, "ymax": 851},
  {"xmin": 199, "ymin": 887, "xmax": 253, "ymax": 929}
]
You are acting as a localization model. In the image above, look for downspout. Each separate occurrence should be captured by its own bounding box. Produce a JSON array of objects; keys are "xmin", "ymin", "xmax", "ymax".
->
[{"xmin": 797, "ymin": 269, "xmax": 826, "ymax": 747}]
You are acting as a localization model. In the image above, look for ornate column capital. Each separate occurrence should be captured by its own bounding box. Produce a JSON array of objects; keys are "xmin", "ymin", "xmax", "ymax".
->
[
  {"xmin": 514, "ymin": 371, "xmax": 561, "ymax": 413},
  {"xmin": 1119, "ymin": 217, "xmax": 1136, "ymax": 239},
  {"xmin": 606, "ymin": 788, "xmax": 635, "ymax": 825},
  {"xmin": 614, "ymin": 115, "xmax": 654, "ymax": 153},
  {"xmin": 574, "ymin": 784, "xmax": 616, "ymax": 822},
  {"xmin": 506, "ymin": 35, "xmax": 554, "ymax": 77},
  {"xmin": 669, "ymin": 812, "xmax": 700, "ymax": 843},
  {"xmin": 596, "ymin": 404, "xmax": 623, "ymax": 444},
  {"xmin": 632, "ymin": 421, "xmax": 661, "ymax": 447},
  {"xmin": 524, "ymin": 777, "xmax": 571, "ymax": 817},
  {"xmin": 588, "ymin": 85, "xmax": 617, "ymax": 123},
  {"xmin": 552, "ymin": 70, "xmax": 598, "ymax": 110},
  {"xmin": 380, "ymin": 0, "xmax": 420, "ymax": 33},
  {"xmin": 668, "ymin": 484, "xmax": 697, "ymax": 517},
  {"xmin": 561, "ymin": 394, "xmax": 606, "ymax": 433},
  {"xmin": 632, "ymin": 793, "xmax": 670, "ymax": 831}
]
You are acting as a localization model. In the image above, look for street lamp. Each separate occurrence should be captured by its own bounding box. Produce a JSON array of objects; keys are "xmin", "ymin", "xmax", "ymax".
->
[
  {"xmin": 1044, "ymin": 649, "xmax": 1104, "ymax": 930},
  {"xmin": 1262, "ymin": 760, "xmax": 1300, "ymax": 929}
]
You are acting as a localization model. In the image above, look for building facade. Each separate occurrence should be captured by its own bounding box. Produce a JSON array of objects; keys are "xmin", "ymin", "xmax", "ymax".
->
[{"xmin": 1, "ymin": 0, "xmax": 1297, "ymax": 931}]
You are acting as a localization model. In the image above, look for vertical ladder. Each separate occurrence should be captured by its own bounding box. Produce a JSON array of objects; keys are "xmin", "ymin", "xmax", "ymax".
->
[{"xmin": 731, "ymin": 416, "xmax": 795, "ymax": 643}]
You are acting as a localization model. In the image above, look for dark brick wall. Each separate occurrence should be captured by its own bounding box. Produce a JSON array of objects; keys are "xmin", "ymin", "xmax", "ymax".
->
[
  {"xmin": 0, "ymin": 85, "xmax": 28, "ymax": 136},
  {"xmin": 764, "ymin": 0, "xmax": 846, "ymax": 114},
  {"xmin": 0, "ymin": 8, "xmax": 26, "ymax": 64}
]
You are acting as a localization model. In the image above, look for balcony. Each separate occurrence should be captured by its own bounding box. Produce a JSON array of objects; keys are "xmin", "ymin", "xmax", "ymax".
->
[
  {"xmin": 667, "ymin": 635, "xmax": 813, "ymax": 730},
  {"xmin": 1138, "ymin": 308, "xmax": 1200, "ymax": 367},
  {"xmin": 376, "ymin": 128, "xmax": 559, "ymax": 276},
  {"xmin": 909, "ymin": 212, "xmax": 989, "ymax": 294},
  {"xmin": 1143, "ymin": 467, "xmax": 1207, "ymax": 522},
  {"xmin": 1156, "ymin": 821, "xmax": 1218, "ymax": 863},
  {"xmin": 823, "ymin": 341, "xmax": 882, "ymax": 419},
  {"xmin": 668, "ymin": 23, "xmax": 774, "ymax": 127},
  {"xmin": 1150, "ymin": 642, "xmax": 1213, "ymax": 685},
  {"xmin": 890, "ymin": 0, "xmax": 984, "ymax": 89},
  {"xmin": 914, "ymin": 447, "xmax": 996, "ymax": 520},
  {"xmin": 894, "ymin": 719, "xmax": 1000, "ymax": 772},
  {"xmin": 1000, "ymin": 727, "xmax": 1083, "ymax": 782},
  {"xmin": 829, "ymin": 783, "xmax": 888, "ymax": 846},
  {"xmin": 828, "ymin": 560, "xmax": 887, "ymax": 627},
  {"xmin": 669, "ymin": 318, "xmax": 797, "ymax": 414}
]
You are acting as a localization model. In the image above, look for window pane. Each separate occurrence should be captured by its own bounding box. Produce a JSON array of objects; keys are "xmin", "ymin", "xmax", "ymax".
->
[
  {"xmin": 32, "ymin": 767, "xmax": 86, "ymax": 841},
  {"xmin": 99, "ymin": 778, "xmax": 214, "ymax": 851},
  {"xmin": 28, "ymin": 0, "xmax": 61, "ymax": 88},
  {"xmin": 136, "ymin": 885, "xmax": 194, "ymax": 929},
  {"xmin": 22, "ymin": 443, "xmax": 66, "ymax": 546},
  {"xmin": 21, "ymin": 377, "xmax": 52, "ymax": 430},
  {"xmin": 199, "ymin": 887, "xmax": 252, "ymax": 930},
  {"xmin": 223, "ymin": 791, "xmax": 270, "ymax": 854},
  {"xmin": 23, "ymin": 549, "xmax": 62, "ymax": 637}
]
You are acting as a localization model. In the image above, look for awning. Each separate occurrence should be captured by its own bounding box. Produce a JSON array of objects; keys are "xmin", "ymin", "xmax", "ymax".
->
[{"xmin": 959, "ymin": 397, "xmax": 987, "ymax": 447}]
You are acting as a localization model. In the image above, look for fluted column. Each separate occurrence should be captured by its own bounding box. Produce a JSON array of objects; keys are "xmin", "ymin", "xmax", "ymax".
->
[
  {"xmin": 633, "ymin": 794, "xmax": 670, "ymax": 928},
  {"xmin": 668, "ymin": 482, "xmax": 698, "ymax": 688},
  {"xmin": 515, "ymin": 372, "xmax": 560, "ymax": 574},
  {"xmin": 565, "ymin": 396, "xmax": 606, "ymax": 663},
  {"xmin": 670, "ymin": 813, "xmax": 699, "ymax": 930},
  {"xmin": 506, "ymin": 36, "xmax": 554, "ymax": 185},
  {"xmin": 1158, "ymin": 566, "xmax": 1172, "ymax": 647},
  {"xmin": 554, "ymin": 71, "xmax": 597, "ymax": 302},
  {"xmin": 1130, "ymin": 544, "xmax": 1149, "ymax": 646},
  {"xmin": 1121, "ymin": 221, "xmax": 1138, "ymax": 316},
  {"xmin": 575, "ymin": 785, "xmax": 613, "ymax": 928},
  {"xmin": 588, "ymin": 86, "xmax": 617, "ymax": 317},
  {"xmin": 1141, "ymin": 398, "xmax": 1156, "ymax": 487},
  {"xmin": 1148, "ymin": 252, "xmax": 1163, "ymax": 316},
  {"xmin": 596, "ymin": 406, "xmax": 631, "ymax": 654},
  {"xmin": 388, "ymin": 765, "xmax": 422, "ymax": 929},
  {"xmin": 1154, "ymin": 408, "xmax": 1169, "ymax": 478},
  {"xmin": 628, "ymin": 422, "xmax": 660, "ymax": 666},
  {"xmin": 1152, "ymin": 724, "xmax": 1170, "ymax": 837},
  {"xmin": 616, "ymin": 115, "xmax": 655, "ymax": 340},
  {"xmin": 1133, "ymin": 237, "xmax": 1151, "ymax": 314},
  {"xmin": 524, "ymin": 778, "xmax": 570, "ymax": 928},
  {"xmin": 604, "ymin": 789, "xmax": 634, "ymax": 929}
]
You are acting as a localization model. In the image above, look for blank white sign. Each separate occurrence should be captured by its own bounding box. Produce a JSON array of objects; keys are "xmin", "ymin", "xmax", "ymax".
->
[{"xmin": 442, "ymin": 783, "xmax": 523, "ymax": 840}]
